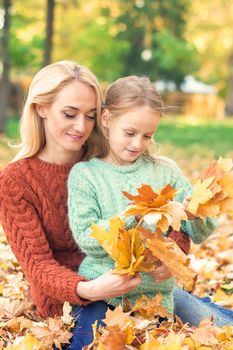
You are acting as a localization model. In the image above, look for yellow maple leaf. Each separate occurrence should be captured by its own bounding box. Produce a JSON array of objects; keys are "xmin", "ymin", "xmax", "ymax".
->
[
  {"xmin": 91, "ymin": 217, "xmax": 152, "ymax": 276},
  {"xmin": 103, "ymin": 305, "xmax": 133, "ymax": 329},
  {"xmin": 140, "ymin": 335, "xmax": 160, "ymax": 349},
  {"xmin": 219, "ymin": 172, "xmax": 233, "ymax": 197},
  {"xmin": 216, "ymin": 157, "xmax": 233, "ymax": 172},
  {"xmin": 132, "ymin": 293, "xmax": 170, "ymax": 320},
  {"xmin": 187, "ymin": 177, "xmax": 215, "ymax": 215}
]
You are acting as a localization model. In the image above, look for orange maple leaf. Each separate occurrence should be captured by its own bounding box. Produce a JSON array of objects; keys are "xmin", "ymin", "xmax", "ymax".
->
[
  {"xmin": 123, "ymin": 184, "xmax": 186, "ymax": 232},
  {"xmin": 140, "ymin": 228, "xmax": 196, "ymax": 291}
]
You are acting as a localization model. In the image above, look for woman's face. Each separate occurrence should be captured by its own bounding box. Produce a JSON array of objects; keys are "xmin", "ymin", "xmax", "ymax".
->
[{"xmin": 37, "ymin": 80, "xmax": 97, "ymax": 161}]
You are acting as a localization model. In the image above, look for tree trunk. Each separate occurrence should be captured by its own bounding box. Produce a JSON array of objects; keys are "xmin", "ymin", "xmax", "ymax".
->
[
  {"xmin": 0, "ymin": 0, "xmax": 11, "ymax": 133},
  {"xmin": 43, "ymin": 0, "xmax": 55, "ymax": 67},
  {"xmin": 225, "ymin": 53, "xmax": 233, "ymax": 117}
]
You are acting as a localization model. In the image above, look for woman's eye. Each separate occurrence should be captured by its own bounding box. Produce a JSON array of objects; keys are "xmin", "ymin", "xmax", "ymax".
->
[
  {"xmin": 86, "ymin": 114, "xmax": 96, "ymax": 121},
  {"xmin": 64, "ymin": 112, "xmax": 76, "ymax": 119},
  {"xmin": 125, "ymin": 132, "xmax": 134, "ymax": 137},
  {"xmin": 144, "ymin": 135, "xmax": 152, "ymax": 139}
]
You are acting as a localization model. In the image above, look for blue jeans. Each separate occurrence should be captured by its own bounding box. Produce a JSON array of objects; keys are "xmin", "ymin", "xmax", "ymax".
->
[
  {"xmin": 61, "ymin": 301, "xmax": 109, "ymax": 350},
  {"xmin": 174, "ymin": 287, "xmax": 233, "ymax": 327},
  {"xmin": 61, "ymin": 288, "xmax": 233, "ymax": 349}
]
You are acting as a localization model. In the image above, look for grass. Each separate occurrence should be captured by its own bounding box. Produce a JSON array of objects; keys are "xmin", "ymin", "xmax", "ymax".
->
[{"xmin": 155, "ymin": 116, "xmax": 233, "ymax": 158}]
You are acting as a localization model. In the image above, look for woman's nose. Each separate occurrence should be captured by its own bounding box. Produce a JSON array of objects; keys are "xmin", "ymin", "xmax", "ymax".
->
[{"xmin": 73, "ymin": 116, "xmax": 86, "ymax": 133}]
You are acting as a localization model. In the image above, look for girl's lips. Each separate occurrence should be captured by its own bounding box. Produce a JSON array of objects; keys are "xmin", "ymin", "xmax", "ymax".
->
[{"xmin": 127, "ymin": 149, "xmax": 141, "ymax": 154}]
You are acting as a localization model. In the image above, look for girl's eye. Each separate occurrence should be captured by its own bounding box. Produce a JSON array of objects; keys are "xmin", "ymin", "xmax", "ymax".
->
[
  {"xmin": 144, "ymin": 135, "xmax": 152, "ymax": 139},
  {"xmin": 125, "ymin": 132, "xmax": 135, "ymax": 137},
  {"xmin": 64, "ymin": 112, "xmax": 76, "ymax": 119}
]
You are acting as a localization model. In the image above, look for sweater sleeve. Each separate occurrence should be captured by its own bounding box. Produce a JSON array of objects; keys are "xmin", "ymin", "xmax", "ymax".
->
[
  {"xmin": 0, "ymin": 168, "xmax": 89, "ymax": 306},
  {"xmin": 68, "ymin": 167, "xmax": 136, "ymax": 258},
  {"xmin": 170, "ymin": 162, "xmax": 218, "ymax": 244}
]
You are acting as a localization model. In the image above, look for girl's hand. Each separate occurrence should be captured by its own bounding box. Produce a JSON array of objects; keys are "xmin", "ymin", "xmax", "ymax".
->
[
  {"xmin": 150, "ymin": 263, "xmax": 172, "ymax": 283},
  {"xmin": 76, "ymin": 271, "xmax": 141, "ymax": 301}
]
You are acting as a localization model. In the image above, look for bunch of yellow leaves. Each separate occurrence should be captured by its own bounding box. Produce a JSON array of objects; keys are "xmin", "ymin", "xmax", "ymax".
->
[
  {"xmin": 123, "ymin": 184, "xmax": 187, "ymax": 232},
  {"xmin": 91, "ymin": 216, "xmax": 153, "ymax": 275},
  {"xmin": 187, "ymin": 157, "xmax": 233, "ymax": 218}
]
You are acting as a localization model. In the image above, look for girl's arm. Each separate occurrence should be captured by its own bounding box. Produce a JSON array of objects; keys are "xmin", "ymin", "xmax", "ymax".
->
[
  {"xmin": 68, "ymin": 168, "xmax": 137, "ymax": 257},
  {"xmin": 170, "ymin": 163, "xmax": 218, "ymax": 244},
  {"xmin": 0, "ymin": 169, "xmax": 89, "ymax": 306}
]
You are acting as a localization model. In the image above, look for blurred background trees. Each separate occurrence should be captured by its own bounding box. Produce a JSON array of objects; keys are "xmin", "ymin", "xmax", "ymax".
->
[{"xmin": 0, "ymin": 0, "xmax": 233, "ymax": 132}]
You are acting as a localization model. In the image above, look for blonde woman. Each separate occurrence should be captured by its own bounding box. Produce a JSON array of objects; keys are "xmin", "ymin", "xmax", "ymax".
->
[{"xmin": 0, "ymin": 61, "xmax": 141, "ymax": 349}]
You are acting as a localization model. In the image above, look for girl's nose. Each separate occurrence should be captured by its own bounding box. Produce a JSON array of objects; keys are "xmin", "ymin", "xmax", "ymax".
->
[{"xmin": 132, "ymin": 137, "xmax": 142, "ymax": 149}]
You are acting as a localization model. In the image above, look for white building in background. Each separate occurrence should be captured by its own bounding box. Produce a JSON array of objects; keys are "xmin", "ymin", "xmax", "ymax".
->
[
  {"xmin": 180, "ymin": 76, "xmax": 217, "ymax": 94},
  {"xmin": 154, "ymin": 75, "xmax": 217, "ymax": 94}
]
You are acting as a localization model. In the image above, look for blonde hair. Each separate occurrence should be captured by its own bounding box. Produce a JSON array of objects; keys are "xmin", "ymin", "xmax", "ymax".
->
[
  {"xmin": 98, "ymin": 75, "xmax": 164, "ymax": 159},
  {"xmin": 13, "ymin": 60, "xmax": 103, "ymax": 162}
]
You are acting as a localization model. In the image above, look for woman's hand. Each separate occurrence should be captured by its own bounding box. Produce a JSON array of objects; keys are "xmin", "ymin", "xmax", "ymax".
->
[
  {"xmin": 150, "ymin": 263, "xmax": 172, "ymax": 284},
  {"xmin": 76, "ymin": 271, "xmax": 141, "ymax": 301}
]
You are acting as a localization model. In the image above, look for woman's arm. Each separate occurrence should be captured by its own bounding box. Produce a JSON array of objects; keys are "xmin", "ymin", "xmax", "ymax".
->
[{"xmin": 0, "ymin": 168, "xmax": 89, "ymax": 305}]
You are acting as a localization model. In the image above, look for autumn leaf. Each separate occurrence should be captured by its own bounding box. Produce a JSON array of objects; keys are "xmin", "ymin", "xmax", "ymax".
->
[
  {"xmin": 61, "ymin": 301, "xmax": 74, "ymax": 325},
  {"xmin": 188, "ymin": 157, "xmax": 233, "ymax": 218},
  {"xmin": 142, "ymin": 228, "xmax": 196, "ymax": 291},
  {"xmin": 187, "ymin": 177, "xmax": 215, "ymax": 215},
  {"xmin": 98, "ymin": 325, "xmax": 135, "ymax": 350},
  {"xmin": 103, "ymin": 305, "xmax": 132, "ymax": 329},
  {"xmin": 91, "ymin": 216, "xmax": 153, "ymax": 276},
  {"xmin": 123, "ymin": 184, "xmax": 187, "ymax": 232},
  {"xmin": 132, "ymin": 294, "xmax": 170, "ymax": 320}
]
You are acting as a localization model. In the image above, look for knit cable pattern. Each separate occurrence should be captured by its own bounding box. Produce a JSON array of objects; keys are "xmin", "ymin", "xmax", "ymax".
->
[{"xmin": 0, "ymin": 157, "xmax": 89, "ymax": 318}]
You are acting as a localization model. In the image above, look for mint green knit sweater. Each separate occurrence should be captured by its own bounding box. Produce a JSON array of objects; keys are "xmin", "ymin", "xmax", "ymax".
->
[{"xmin": 68, "ymin": 156, "xmax": 217, "ymax": 314}]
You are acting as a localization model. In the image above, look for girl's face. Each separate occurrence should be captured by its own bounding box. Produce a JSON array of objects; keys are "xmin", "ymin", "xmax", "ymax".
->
[
  {"xmin": 102, "ymin": 106, "xmax": 160, "ymax": 166},
  {"xmin": 37, "ymin": 80, "xmax": 97, "ymax": 162}
]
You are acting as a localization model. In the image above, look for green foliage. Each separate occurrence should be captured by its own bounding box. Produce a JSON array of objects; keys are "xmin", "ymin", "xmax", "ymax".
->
[
  {"xmin": 5, "ymin": 117, "xmax": 19, "ymax": 139},
  {"xmin": 153, "ymin": 30, "xmax": 199, "ymax": 86},
  {"xmin": 111, "ymin": 0, "xmax": 197, "ymax": 84}
]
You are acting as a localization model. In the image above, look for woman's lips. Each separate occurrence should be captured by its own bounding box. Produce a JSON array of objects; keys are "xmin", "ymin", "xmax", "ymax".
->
[{"xmin": 67, "ymin": 133, "xmax": 84, "ymax": 141}]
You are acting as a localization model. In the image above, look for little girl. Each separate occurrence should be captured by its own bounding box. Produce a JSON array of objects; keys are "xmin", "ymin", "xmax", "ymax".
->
[{"xmin": 67, "ymin": 76, "xmax": 217, "ymax": 317}]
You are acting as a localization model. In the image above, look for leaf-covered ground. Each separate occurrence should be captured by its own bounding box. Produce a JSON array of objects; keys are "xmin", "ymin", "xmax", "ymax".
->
[{"xmin": 0, "ymin": 132, "xmax": 233, "ymax": 349}]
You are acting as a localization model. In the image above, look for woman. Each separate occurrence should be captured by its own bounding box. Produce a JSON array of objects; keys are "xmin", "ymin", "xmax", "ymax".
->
[{"xmin": 0, "ymin": 60, "xmax": 141, "ymax": 349}]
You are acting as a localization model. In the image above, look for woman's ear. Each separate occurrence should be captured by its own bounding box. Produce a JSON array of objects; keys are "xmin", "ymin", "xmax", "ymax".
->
[
  {"xmin": 101, "ymin": 109, "xmax": 110, "ymax": 128},
  {"xmin": 36, "ymin": 104, "xmax": 48, "ymax": 119}
]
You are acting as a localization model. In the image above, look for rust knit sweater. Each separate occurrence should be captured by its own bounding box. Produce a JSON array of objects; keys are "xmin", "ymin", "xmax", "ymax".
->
[{"xmin": 0, "ymin": 157, "xmax": 89, "ymax": 318}]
